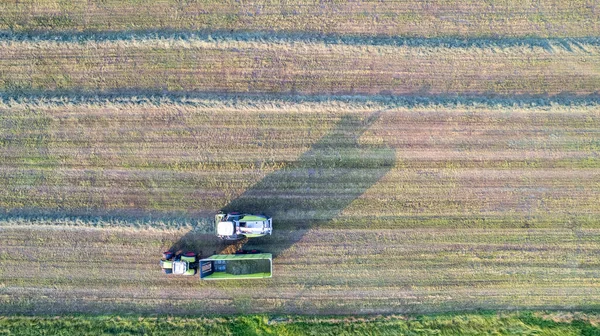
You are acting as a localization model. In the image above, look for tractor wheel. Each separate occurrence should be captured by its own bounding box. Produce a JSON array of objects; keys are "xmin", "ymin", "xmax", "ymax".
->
[
  {"xmin": 236, "ymin": 249, "xmax": 260, "ymax": 254},
  {"xmin": 164, "ymin": 268, "xmax": 173, "ymax": 274}
]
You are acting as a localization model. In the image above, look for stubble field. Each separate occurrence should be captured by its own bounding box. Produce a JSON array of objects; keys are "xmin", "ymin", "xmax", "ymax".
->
[
  {"xmin": 1, "ymin": 0, "xmax": 600, "ymax": 325},
  {"xmin": 1, "ymin": 0, "xmax": 599, "ymax": 37},
  {"xmin": 1, "ymin": 36, "xmax": 600, "ymax": 95},
  {"xmin": 1, "ymin": 96, "xmax": 600, "ymax": 316},
  {"xmin": 1, "ymin": 226, "xmax": 600, "ymax": 315}
]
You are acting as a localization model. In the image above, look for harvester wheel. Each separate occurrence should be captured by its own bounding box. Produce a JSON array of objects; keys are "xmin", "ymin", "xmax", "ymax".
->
[{"xmin": 163, "ymin": 251, "xmax": 174, "ymax": 260}]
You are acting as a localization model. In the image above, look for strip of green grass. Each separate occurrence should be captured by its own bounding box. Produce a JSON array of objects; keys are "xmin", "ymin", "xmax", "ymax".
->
[{"xmin": 0, "ymin": 312, "xmax": 598, "ymax": 336}]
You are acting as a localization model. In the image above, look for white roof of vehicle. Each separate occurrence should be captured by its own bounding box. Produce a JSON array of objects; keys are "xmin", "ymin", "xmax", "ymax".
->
[
  {"xmin": 244, "ymin": 221, "xmax": 264, "ymax": 229},
  {"xmin": 217, "ymin": 221, "xmax": 235, "ymax": 236},
  {"xmin": 172, "ymin": 261, "xmax": 187, "ymax": 275},
  {"xmin": 240, "ymin": 221, "xmax": 272, "ymax": 234}
]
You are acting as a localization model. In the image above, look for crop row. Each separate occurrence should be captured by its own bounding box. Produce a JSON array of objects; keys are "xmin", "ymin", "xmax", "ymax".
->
[
  {"xmin": 1, "ymin": 0, "xmax": 598, "ymax": 37},
  {"xmin": 1, "ymin": 37, "xmax": 599, "ymax": 95}
]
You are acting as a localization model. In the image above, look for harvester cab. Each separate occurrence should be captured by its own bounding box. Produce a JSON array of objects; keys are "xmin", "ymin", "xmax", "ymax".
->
[
  {"xmin": 215, "ymin": 211, "xmax": 272, "ymax": 240},
  {"xmin": 160, "ymin": 251, "xmax": 198, "ymax": 275}
]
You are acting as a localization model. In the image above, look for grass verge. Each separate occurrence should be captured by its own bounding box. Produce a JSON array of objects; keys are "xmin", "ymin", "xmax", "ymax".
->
[{"xmin": 0, "ymin": 312, "xmax": 598, "ymax": 336}]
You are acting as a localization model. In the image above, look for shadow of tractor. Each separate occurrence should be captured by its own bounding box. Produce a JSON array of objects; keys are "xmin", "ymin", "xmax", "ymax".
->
[{"xmin": 167, "ymin": 108, "xmax": 395, "ymax": 258}]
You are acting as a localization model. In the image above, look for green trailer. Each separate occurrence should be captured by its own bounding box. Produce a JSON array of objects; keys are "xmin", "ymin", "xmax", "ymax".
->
[{"xmin": 199, "ymin": 253, "xmax": 273, "ymax": 280}]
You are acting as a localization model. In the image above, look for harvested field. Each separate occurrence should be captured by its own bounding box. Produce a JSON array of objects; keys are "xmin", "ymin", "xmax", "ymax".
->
[
  {"xmin": 1, "ymin": 1, "xmax": 599, "ymax": 37},
  {"xmin": 1, "ymin": 36, "xmax": 600, "ymax": 95},
  {"xmin": 1, "ymin": 226, "xmax": 599, "ymax": 315},
  {"xmin": 1, "ymin": 98, "xmax": 599, "ymax": 229},
  {"xmin": 1, "ymin": 0, "xmax": 599, "ymax": 321}
]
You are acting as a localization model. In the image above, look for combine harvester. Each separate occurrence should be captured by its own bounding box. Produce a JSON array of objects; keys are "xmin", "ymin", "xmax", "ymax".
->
[
  {"xmin": 160, "ymin": 211, "xmax": 273, "ymax": 279},
  {"xmin": 215, "ymin": 211, "xmax": 272, "ymax": 240}
]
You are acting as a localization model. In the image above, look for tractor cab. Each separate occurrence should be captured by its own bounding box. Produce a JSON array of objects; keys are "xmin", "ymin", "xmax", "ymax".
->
[{"xmin": 216, "ymin": 221, "xmax": 235, "ymax": 237}]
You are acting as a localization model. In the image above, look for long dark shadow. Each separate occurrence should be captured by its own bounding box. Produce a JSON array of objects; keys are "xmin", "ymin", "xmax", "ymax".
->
[{"xmin": 169, "ymin": 108, "xmax": 396, "ymax": 258}]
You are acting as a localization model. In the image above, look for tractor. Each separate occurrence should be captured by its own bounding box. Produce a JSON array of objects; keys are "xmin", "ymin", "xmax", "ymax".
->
[
  {"xmin": 215, "ymin": 211, "xmax": 272, "ymax": 240},
  {"xmin": 160, "ymin": 251, "xmax": 198, "ymax": 275}
]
